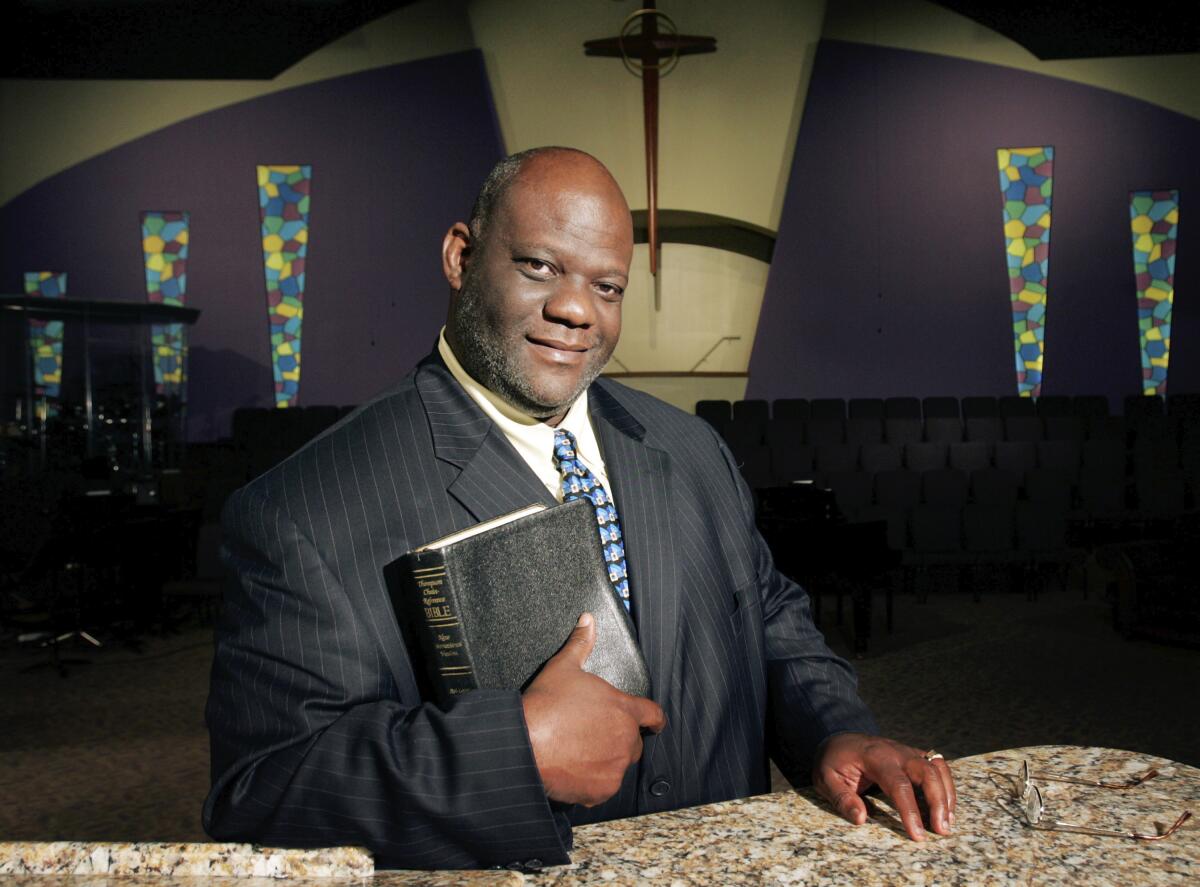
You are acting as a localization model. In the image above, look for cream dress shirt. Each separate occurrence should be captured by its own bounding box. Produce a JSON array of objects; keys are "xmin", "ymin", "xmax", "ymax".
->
[{"xmin": 437, "ymin": 329, "xmax": 615, "ymax": 503}]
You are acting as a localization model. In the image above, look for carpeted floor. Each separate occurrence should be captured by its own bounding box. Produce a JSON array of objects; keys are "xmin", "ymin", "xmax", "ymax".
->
[{"xmin": 1, "ymin": 585, "xmax": 1197, "ymax": 843}]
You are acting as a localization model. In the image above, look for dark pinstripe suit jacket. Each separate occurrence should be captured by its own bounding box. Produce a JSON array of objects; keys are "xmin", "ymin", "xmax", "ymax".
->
[{"xmin": 204, "ymin": 353, "xmax": 877, "ymax": 870}]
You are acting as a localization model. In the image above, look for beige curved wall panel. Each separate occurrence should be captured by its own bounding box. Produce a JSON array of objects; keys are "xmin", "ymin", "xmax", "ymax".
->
[
  {"xmin": 469, "ymin": 0, "xmax": 827, "ymax": 233},
  {"xmin": 824, "ymin": 0, "xmax": 1200, "ymax": 121},
  {"xmin": 0, "ymin": 0, "xmax": 475, "ymax": 206}
]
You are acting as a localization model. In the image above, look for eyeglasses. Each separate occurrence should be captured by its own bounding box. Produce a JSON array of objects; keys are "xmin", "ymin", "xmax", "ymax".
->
[{"xmin": 990, "ymin": 759, "xmax": 1192, "ymax": 842}]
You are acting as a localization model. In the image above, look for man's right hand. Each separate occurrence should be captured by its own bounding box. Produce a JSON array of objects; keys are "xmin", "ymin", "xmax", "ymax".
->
[{"xmin": 521, "ymin": 612, "xmax": 666, "ymax": 806}]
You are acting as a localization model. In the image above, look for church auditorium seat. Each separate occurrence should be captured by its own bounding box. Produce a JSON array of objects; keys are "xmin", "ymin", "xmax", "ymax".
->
[
  {"xmin": 695, "ymin": 399, "xmax": 732, "ymax": 433},
  {"xmin": 1072, "ymin": 395, "xmax": 1110, "ymax": 418},
  {"xmin": 846, "ymin": 416, "xmax": 884, "ymax": 445},
  {"xmin": 772, "ymin": 398, "xmax": 810, "ymax": 422},
  {"xmin": 848, "ymin": 398, "xmax": 885, "ymax": 420},
  {"xmin": 970, "ymin": 468, "xmax": 1019, "ymax": 506},
  {"xmin": 732, "ymin": 399, "xmax": 770, "ymax": 443},
  {"xmin": 885, "ymin": 397, "xmax": 921, "ymax": 419},
  {"xmin": 1076, "ymin": 464, "xmax": 1129, "ymax": 520},
  {"xmin": 922, "ymin": 468, "xmax": 968, "ymax": 507},
  {"xmin": 1016, "ymin": 500, "xmax": 1070, "ymax": 597},
  {"xmin": 962, "ymin": 503, "xmax": 1018, "ymax": 597},
  {"xmin": 1124, "ymin": 394, "xmax": 1165, "ymax": 422},
  {"xmin": 861, "ymin": 442, "xmax": 902, "ymax": 473},
  {"xmin": 806, "ymin": 418, "xmax": 845, "ymax": 446},
  {"xmin": 905, "ymin": 442, "xmax": 948, "ymax": 472},
  {"xmin": 1035, "ymin": 396, "xmax": 1072, "ymax": 418},
  {"xmin": 998, "ymin": 396, "xmax": 1036, "ymax": 418},
  {"xmin": 922, "ymin": 396, "xmax": 960, "ymax": 419},
  {"xmin": 949, "ymin": 441, "xmax": 991, "ymax": 473},
  {"xmin": 1134, "ymin": 470, "xmax": 1187, "ymax": 522},
  {"xmin": 925, "ymin": 417, "xmax": 963, "ymax": 443},
  {"xmin": 1083, "ymin": 438, "xmax": 1126, "ymax": 472},
  {"xmin": 814, "ymin": 443, "xmax": 859, "ymax": 475},
  {"xmin": 908, "ymin": 504, "xmax": 965, "ymax": 599},
  {"xmin": 994, "ymin": 441, "xmax": 1037, "ymax": 479},
  {"xmin": 725, "ymin": 421, "xmax": 766, "ymax": 457},
  {"xmin": 1004, "ymin": 416, "xmax": 1044, "ymax": 442},
  {"xmin": 884, "ymin": 417, "xmax": 923, "ymax": 445},
  {"xmin": 766, "ymin": 416, "xmax": 805, "ymax": 452},
  {"xmin": 1037, "ymin": 440, "xmax": 1082, "ymax": 484},
  {"xmin": 965, "ymin": 417, "xmax": 1004, "ymax": 444},
  {"xmin": 810, "ymin": 398, "xmax": 847, "ymax": 421},
  {"xmin": 875, "ymin": 469, "xmax": 922, "ymax": 511},
  {"xmin": 1087, "ymin": 415, "xmax": 1128, "ymax": 441},
  {"xmin": 1024, "ymin": 468, "xmax": 1074, "ymax": 511},
  {"xmin": 1044, "ymin": 415, "xmax": 1085, "ymax": 441},
  {"xmin": 962, "ymin": 396, "xmax": 999, "ymax": 419}
]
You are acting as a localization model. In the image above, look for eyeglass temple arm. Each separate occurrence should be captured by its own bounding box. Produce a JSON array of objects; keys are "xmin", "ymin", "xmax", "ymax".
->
[
  {"xmin": 1032, "ymin": 810, "xmax": 1191, "ymax": 841},
  {"xmin": 1038, "ymin": 767, "xmax": 1159, "ymax": 789}
]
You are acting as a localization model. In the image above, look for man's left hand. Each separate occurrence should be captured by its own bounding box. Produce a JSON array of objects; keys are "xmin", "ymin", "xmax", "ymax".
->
[{"xmin": 812, "ymin": 733, "xmax": 957, "ymax": 841}]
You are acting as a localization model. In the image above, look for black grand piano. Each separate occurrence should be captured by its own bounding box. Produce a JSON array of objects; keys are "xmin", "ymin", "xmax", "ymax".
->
[{"xmin": 756, "ymin": 482, "xmax": 899, "ymax": 655}]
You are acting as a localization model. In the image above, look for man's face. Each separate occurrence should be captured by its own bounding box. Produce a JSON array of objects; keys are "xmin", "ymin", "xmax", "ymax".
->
[{"xmin": 446, "ymin": 156, "xmax": 633, "ymax": 424}]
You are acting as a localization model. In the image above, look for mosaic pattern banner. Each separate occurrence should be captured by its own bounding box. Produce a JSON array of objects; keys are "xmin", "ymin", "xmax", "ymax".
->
[
  {"xmin": 23, "ymin": 272, "xmax": 67, "ymax": 412},
  {"xmin": 257, "ymin": 164, "xmax": 311, "ymax": 408},
  {"xmin": 1129, "ymin": 190, "xmax": 1179, "ymax": 397},
  {"xmin": 997, "ymin": 146, "xmax": 1054, "ymax": 398},
  {"xmin": 140, "ymin": 211, "xmax": 190, "ymax": 398}
]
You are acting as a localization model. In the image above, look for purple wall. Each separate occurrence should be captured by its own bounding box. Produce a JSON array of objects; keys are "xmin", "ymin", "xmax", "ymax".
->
[
  {"xmin": 0, "ymin": 50, "xmax": 504, "ymax": 440},
  {"xmin": 748, "ymin": 40, "xmax": 1200, "ymax": 405}
]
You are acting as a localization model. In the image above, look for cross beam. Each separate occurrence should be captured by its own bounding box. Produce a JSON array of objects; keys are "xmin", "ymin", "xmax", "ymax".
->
[{"xmin": 584, "ymin": 3, "xmax": 716, "ymax": 277}]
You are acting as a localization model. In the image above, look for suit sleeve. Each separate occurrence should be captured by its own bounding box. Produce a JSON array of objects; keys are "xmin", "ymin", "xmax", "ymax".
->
[
  {"xmin": 202, "ymin": 483, "xmax": 569, "ymax": 870},
  {"xmin": 718, "ymin": 438, "xmax": 880, "ymax": 785}
]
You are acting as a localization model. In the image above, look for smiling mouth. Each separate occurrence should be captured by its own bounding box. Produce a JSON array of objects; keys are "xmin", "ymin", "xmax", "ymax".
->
[{"xmin": 527, "ymin": 336, "xmax": 588, "ymax": 354}]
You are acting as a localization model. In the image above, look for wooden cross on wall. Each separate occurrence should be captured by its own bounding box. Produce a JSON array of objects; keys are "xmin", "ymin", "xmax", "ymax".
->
[{"xmin": 584, "ymin": 2, "xmax": 716, "ymax": 278}]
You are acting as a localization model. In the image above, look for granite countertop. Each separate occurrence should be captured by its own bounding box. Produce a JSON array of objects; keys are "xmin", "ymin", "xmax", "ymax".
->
[{"xmin": 3, "ymin": 745, "xmax": 1197, "ymax": 885}]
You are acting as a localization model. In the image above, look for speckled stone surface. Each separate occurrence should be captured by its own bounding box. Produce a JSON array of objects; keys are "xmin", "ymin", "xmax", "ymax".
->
[
  {"xmin": 542, "ymin": 745, "xmax": 1198, "ymax": 885},
  {"xmin": 0, "ymin": 842, "xmax": 372, "ymax": 879},
  {"xmin": 3, "ymin": 746, "xmax": 1196, "ymax": 885}
]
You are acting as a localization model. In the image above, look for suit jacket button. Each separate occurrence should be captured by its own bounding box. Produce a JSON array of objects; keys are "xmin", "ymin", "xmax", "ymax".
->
[{"xmin": 649, "ymin": 778, "xmax": 671, "ymax": 797}]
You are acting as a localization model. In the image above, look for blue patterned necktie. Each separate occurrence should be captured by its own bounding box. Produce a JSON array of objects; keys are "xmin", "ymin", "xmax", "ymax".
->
[{"xmin": 552, "ymin": 428, "xmax": 630, "ymax": 611}]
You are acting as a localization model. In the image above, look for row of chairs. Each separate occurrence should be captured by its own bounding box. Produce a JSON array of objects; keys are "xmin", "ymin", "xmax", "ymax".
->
[
  {"xmin": 819, "ymin": 466, "xmax": 1185, "ymax": 532},
  {"xmin": 738, "ymin": 437, "xmax": 1199, "ymax": 492},
  {"xmin": 721, "ymin": 414, "xmax": 1189, "ymax": 450},
  {"xmin": 698, "ymin": 392, "xmax": 1200, "ymax": 425}
]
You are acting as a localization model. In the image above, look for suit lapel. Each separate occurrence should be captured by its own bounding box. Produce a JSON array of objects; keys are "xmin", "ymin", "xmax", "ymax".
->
[
  {"xmin": 417, "ymin": 360, "xmax": 680, "ymax": 704},
  {"xmin": 590, "ymin": 382, "xmax": 678, "ymax": 711},
  {"xmin": 416, "ymin": 355, "xmax": 556, "ymax": 525}
]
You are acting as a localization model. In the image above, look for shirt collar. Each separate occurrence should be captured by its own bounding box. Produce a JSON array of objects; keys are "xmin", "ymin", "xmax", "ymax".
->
[{"xmin": 437, "ymin": 327, "xmax": 601, "ymax": 467}]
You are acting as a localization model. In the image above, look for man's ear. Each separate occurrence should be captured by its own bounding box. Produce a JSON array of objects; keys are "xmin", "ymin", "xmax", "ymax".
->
[{"xmin": 442, "ymin": 222, "xmax": 472, "ymax": 292}]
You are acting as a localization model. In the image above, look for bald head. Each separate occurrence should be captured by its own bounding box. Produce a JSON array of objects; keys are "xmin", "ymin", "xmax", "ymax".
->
[{"xmin": 468, "ymin": 147, "xmax": 631, "ymax": 244}]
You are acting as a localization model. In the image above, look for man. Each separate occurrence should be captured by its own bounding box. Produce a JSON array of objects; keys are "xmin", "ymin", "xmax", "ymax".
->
[{"xmin": 205, "ymin": 147, "xmax": 956, "ymax": 870}]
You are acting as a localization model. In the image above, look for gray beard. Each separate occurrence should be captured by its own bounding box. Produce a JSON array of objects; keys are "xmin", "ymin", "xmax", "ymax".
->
[{"xmin": 449, "ymin": 277, "xmax": 606, "ymax": 419}]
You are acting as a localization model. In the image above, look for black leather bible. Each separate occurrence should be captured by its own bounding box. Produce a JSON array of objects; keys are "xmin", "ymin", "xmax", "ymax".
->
[{"xmin": 385, "ymin": 497, "xmax": 650, "ymax": 707}]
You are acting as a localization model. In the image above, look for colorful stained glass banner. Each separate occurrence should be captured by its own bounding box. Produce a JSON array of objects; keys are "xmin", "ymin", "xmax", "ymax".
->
[
  {"xmin": 140, "ymin": 211, "xmax": 190, "ymax": 397},
  {"xmin": 997, "ymin": 146, "xmax": 1053, "ymax": 398},
  {"xmin": 257, "ymin": 164, "xmax": 311, "ymax": 408},
  {"xmin": 23, "ymin": 272, "xmax": 67, "ymax": 410},
  {"xmin": 1129, "ymin": 190, "xmax": 1179, "ymax": 397}
]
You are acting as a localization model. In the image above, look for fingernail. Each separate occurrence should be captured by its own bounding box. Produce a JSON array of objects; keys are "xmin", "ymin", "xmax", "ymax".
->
[
  {"xmin": 578, "ymin": 612, "xmax": 592, "ymax": 626},
  {"xmin": 949, "ymin": 811, "xmax": 956, "ymax": 828}
]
